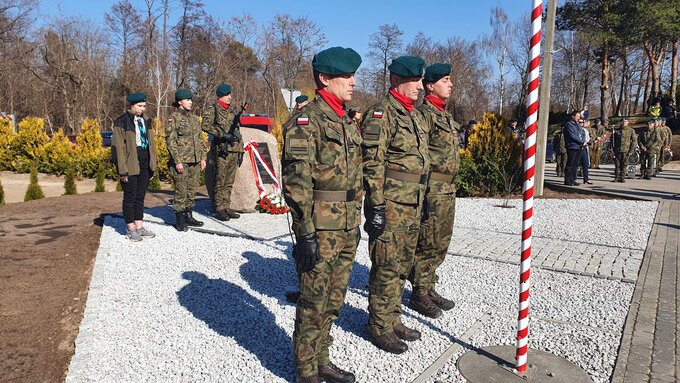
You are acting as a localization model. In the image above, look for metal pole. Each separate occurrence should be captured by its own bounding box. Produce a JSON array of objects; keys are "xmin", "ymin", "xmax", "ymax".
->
[{"xmin": 535, "ymin": 0, "xmax": 557, "ymax": 196}]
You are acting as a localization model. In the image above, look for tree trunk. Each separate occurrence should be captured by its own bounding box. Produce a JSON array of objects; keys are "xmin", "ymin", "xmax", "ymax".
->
[
  {"xmin": 671, "ymin": 38, "xmax": 678, "ymax": 105},
  {"xmin": 616, "ymin": 52, "xmax": 628, "ymax": 116},
  {"xmin": 642, "ymin": 64, "xmax": 652, "ymax": 113},
  {"xmin": 582, "ymin": 50, "xmax": 591, "ymax": 110},
  {"xmin": 600, "ymin": 40, "xmax": 610, "ymax": 125}
]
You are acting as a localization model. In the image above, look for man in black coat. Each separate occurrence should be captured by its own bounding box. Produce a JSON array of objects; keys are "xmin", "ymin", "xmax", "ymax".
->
[{"xmin": 563, "ymin": 110, "xmax": 585, "ymax": 186}]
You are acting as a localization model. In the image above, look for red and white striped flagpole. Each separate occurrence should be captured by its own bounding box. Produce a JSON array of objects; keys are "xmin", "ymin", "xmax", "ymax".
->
[{"xmin": 515, "ymin": 0, "xmax": 542, "ymax": 374}]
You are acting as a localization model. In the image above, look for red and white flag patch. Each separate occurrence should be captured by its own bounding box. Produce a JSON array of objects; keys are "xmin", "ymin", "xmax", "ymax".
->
[
  {"xmin": 373, "ymin": 111, "xmax": 383, "ymax": 119},
  {"xmin": 297, "ymin": 116, "xmax": 309, "ymax": 125}
]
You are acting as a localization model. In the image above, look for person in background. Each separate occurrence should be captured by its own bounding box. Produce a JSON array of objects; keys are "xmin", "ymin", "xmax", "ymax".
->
[
  {"xmin": 580, "ymin": 120, "xmax": 592, "ymax": 184},
  {"xmin": 553, "ymin": 126, "xmax": 567, "ymax": 177},
  {"xmin": 459, "ymin": 120, "xmax": 475, "ymax": 149},
  {"xmin": 563, "ymin": 110, "xmax": 585, "ymax": 186},
  {"xmin": 295, "ymin": 95, "xmax": 309, "ymax": 111},
  {"xmin": 112, "ymin": 92, "xmax": 158, "ymax": 241},
  {"xmin": 638, "ymin": 119, "xmax": 658, "ymax": 180},
  {"xmin": 610, "ymin": 118, "xmax": 636, "ymax": 183}
]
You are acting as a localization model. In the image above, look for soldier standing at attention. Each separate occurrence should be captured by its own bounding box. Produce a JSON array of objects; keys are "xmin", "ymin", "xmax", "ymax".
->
[
  {"xmin": 166, "ymin": 89, "xmax": 206, "ymax": 231},
  {"xmin": 656, "ymin": 118, "xmax": 672, "ymax": 173},
  {"xmin": 590, "ymin": 118, "xmax": 605, "ymax": 169},
  {"xmin": 201, "ymin": 84, "xmax": 243, "ymax": 221},
  {"xmin": 610, "ymin": 117, "xmax": 636, "ymax": 183},
  {"xmin": 638, "ymin": 119, "xmax": 658, "ymax": 180},
  {"xmin": 282, "ymin": 46, "xmax": 362, "ymax": 383},
  {"xmin": 409, "ymin": 63, "xmax": 458, "ymax": 319},
  {"xmin": 361, "ymin": 56, "xmax": 430, "ymax": 354}
]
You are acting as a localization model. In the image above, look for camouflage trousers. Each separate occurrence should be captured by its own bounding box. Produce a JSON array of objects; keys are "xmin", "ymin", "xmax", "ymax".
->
[
  {"xmin": 294, "ymin": 228, "xmax": 359, "ymax": 378},
  {"xmin": 640, "ymin": 151, "xmax": 657, "ymax": 177},
  {"xmin": 657, "ymin": 147, "xmax": 667, "ymax": 170},
  {"xmin": 171, "ymin": 162, "xmax": 200, "ymax": 212},
  {"xmin": 368, "ymin": 200, "xmax": 420, "ymax": 338},
  {"xmin": 213, "ymin": 151, "xmax": 238, "ymax": 211},
  {"xmin": 613, "ymin": 153, "xmax": 627, "ymax": 180},
  {"xmin": 412, "ymin": 193, "xmax": 456, "ymax": 297},
  {"xmin": 555, "ymin": 153, "xmax": 567, "ymax": 176}
]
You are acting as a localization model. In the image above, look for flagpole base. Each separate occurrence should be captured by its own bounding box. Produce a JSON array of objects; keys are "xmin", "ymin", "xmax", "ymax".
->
[{"xmin": 457, "ymin": 345, "xmax": 592, "ymax": 382}]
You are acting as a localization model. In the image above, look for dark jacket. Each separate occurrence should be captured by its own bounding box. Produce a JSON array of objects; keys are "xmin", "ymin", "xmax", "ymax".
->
[
  {"xmin": 112, "ymin": 111, "xmax": 157, "ymax": 177},
  {"xmin": 562, "ymin": 120, "xmax": 585, "ymax": 150}
]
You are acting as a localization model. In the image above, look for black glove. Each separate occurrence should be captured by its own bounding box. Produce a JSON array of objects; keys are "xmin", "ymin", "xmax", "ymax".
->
[
  {"xmin": 421, "ymin": 197, "xmax": 430, "ymax": 222},
  {"xmin": 223, "ymin": 133, "xmax": 235, "ymax": 144},
  {"xmin": 295, "ymin": 232, "xmax": 320, "ymax": 273},
  {"xmin": 233, "ymin": 129, "xmax": 242, "ymax": 142},
  {"xmin": 363, "ymin": 203, "xmax": 386, "ymax": 240},
  {"xmin": 237, "ymin": 152, "xmax": 244, "ymax": 166}
]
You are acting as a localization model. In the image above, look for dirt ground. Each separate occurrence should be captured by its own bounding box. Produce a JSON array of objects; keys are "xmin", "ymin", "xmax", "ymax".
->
[
  {"xmin": 0, "ymin": 190, "xmax": 177, "ymax": 383},
  {"xmin": 0, "ymin": 165, "xmax": 667, "ymax": 382}
]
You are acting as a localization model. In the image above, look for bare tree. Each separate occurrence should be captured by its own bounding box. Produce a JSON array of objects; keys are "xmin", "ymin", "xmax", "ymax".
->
[
  {"xmin": 366, "ymin": 24, "xmax": 403, "ymax": 97},
  {"xmin": 481, "ymin": 6, "xmax": 510, "ymax": 115}
]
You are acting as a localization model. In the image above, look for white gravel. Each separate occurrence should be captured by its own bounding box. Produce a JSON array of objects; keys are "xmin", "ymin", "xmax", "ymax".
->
[{"xmin": 66, "ymin": 198, "xmax": 655, "ymax": 383}]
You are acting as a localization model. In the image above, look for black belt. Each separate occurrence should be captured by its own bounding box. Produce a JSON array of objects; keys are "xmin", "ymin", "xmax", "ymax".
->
[
  {"xmin": 385, "ymin": 169, "xmax": 428, "ymax": 184},
  {"xmin": 313, "ymin": 189, "xmax": 356, "ymax": 202}
]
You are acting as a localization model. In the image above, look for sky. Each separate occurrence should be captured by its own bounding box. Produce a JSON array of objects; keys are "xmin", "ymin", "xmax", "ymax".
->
[{"xmin": 39, "ymin": 0, "xmax": 532, "ymax": 58}]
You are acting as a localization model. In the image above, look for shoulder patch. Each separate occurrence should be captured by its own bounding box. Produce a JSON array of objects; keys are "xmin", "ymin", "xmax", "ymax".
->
[
  {"xmin": 297, "ymin": 114, "xmax": 309, "ymax": 125},
  {"xmin": 373, "ymin": 110, "xmax": 384, "ymax": 119}
]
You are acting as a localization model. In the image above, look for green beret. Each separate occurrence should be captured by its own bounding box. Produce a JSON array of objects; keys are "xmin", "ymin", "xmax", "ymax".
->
[
  {"xmin": 312, "ymin": 46, "xmax": 362, "ymax": 75},
  {"xmin": 295, "ymin": 95, "xmax": 308, "ymax": 104},
  {"xmin": 216, "ymin": 84, "xmax": 232, "ymax": 97},
  {"xmin": 388, "ymin": 56, "xmax": 426, "ymax": 78},
  {"xmin": 648, "ymin": 119, "xmax": 655, "ymax": 124},
  {"xmin": 175, "ymin": 88, "xmax": 193, "ymax": 101},
  {"xmin": 126, "ymin": 92, "xmax": 146, "ymax": 104},
  {"xmin": 423, "ymin": 63, "xmax": 451, "ymax": 84}
]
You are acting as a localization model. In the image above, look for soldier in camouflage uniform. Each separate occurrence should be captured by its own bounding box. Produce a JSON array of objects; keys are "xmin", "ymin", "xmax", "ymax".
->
[
  {"xmin": 409, "ymin": 63, "xmax": 459, "ymax": 319},
  {"xmin": 590, "ymin": 118, "xmax": 606, "ymax": 169},
  {"xmin": 361, "ymin": 56, "xmax": 430, "ymax": 354},
  {"xmin": 656, "ymin": 118, "xmax": 672, "ymax": 173},
  {"xmin": 201, "ymin": 84, "xmax": 244, "ymax": 221},
  {"xmin": 282, "ymin": 47, "xmax": 362, "ymax": 383},
  {"xmin": 610, "ymin": 117, "xmax": 636, "ymax": 183},
  {"xmin": 638, "ymin": 119, "xmax": 658, "ymax": 180},
  {"xmin": 166, "ymin": 89, "xmax": 206, "ymax": 231},
  {"xmin": 553, "ymin": 127, "xmax": 567, "ymax": 176}
]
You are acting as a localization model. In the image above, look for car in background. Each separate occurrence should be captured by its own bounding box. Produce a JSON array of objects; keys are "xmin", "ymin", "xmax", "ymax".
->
[{"xmin": 101, "ymin": 131, "xmax": 113, "ymax": 147}]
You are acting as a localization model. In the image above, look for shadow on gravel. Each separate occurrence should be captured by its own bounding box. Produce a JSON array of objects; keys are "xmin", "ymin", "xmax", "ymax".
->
[
  {"xmin": 177, "ymin": 271, "xmax": 294, "ymax": 381},
  {"xmin": 240, "ymin": 250, "xmax": 372, "ymax": 341}
]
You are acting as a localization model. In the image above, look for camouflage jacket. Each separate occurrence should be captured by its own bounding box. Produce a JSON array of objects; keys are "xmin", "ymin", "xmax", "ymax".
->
[
  {"xmin": 281, "ymin": 97, "xmax": 363, "ymax": 237},
  {"xmin": 201, "ymin": 102, "xmax": 244, "ymax": 154},
  {"xmin": 552, "ymin": 130, "xmax": 567, "ymax": 154},
  {"xmin": 361, "ymin": 93, "xmax": 430, "ymax": 207},
  {"xmin": 418, "ymin": 101, "xmax": 460, "ymax": 195},
  {"xmin": 166, "ymin": 109, "xmax": 206, "ymax": 164},
  {"xmin": 638, "ymin": 128, "xmax": 659, "ymax": 153},
  {"xmin": 611, "ymin": 126, "xmax": 636, "ymax": 154},
  {"xmin": 656, "ymin": 125, "xmax": 672, "ymax": 148}
]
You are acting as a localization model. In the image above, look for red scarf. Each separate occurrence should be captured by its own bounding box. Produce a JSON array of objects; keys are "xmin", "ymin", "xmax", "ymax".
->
[
  {"xmin": 216, "ymin": 99, "xmax": 230, "ymax": 110},
  {"xmin": 316, "ymin": 89, "xmax": 345, "ymax": 118},
  {"xmin": 425, "ymin": 95, "xmax": 446, "ymax": 112},
  {"xmin": 389, "ymin": 88, "xmax": 414, "ymax": 112}
]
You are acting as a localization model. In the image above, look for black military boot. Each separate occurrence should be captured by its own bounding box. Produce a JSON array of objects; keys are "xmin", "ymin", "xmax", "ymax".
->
[
  {"xmin": 175, "ymin": 212, "xmax": 188, "ymax": 232},
  {"xmin": 393, "ymin": 321, "xmax": 421, "ymax": 341},
  {"xmin": 318, "ymin": 362, "xmax": 355, "ymax": 383},
  {"xmin": 369, "ymin": 332, "xmax": 408, "ymax": 354},
  {"xmin": 184, "ymin": 209, "xmax": 204, "ymax": 227},
  {"xmin": 296, "ymin": 374, "xmax": 321, "ymax": 383},
  {"xmin": 429, "ymin": 289, "xmax": 456, "ymax": 311},
  {"xmin": 409, "ymin": 293, "xmax": 443, "ymax": 318},
  {"xmin": 214, "ymin": 210, "xmax": 230, "ymax": 221},
  {"xmin": 225, "ymin": 209, "xmax": 240, "ymax": 219}
]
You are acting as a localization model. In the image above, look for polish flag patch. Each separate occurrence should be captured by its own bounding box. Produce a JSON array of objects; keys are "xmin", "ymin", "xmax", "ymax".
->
[
  {"xmin": 297, "ymin": 116, "xmax": 309, "ymax": 125},
  {"xmin": 373, "ymin": 111, "xmax": 383, "ymax": 119}
]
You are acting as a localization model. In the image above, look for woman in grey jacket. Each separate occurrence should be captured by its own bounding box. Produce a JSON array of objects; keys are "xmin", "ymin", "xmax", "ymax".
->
[{"xmin": 112, "ymin": 92, "xmax": 158, "ymax": 241}]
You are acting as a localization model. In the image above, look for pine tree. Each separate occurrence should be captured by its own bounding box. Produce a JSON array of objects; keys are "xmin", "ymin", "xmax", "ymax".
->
[
  {"xmin": 24, "ymin": 163, "xmax": 45, "ymax": 201},
  {"xmin": 94, "ymin": 163, "xmax": 106, "ymax": 192},
  {"xmin": 64, "ymin": 168, "xmax": 77, "ymax": 195}
]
